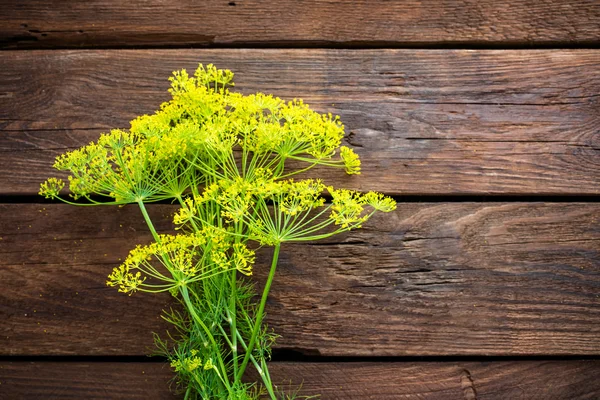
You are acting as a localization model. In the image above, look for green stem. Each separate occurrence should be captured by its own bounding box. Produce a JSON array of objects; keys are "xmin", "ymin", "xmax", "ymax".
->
[
  {"xmin": 137, "ymin": 199, "xmax": 176, "ymax": 278},
  {"xmin": 137, "ymin": 200, "xmax": 233, "ymax": 394},
  {"xmin": 235, "ymin": 329, "xmax": 277, "ymax": 400},
  {"xmin": 219, "ymin": 316, "xmax": 277, "ymax": 399},
  {"xmin": 236, "ymin": 243, "xmax": 281, "ymax": 383},
  {"xmin": 180, "ymin": 286, "xmax": 233, "ymax": 394},
  {"xmin": 176, "ymin": 194, "xmax": 200, "ymax": 231},
  {"xmin": 230, "ymin": 221, "xmax": 244, "ymax": 380},
  {"xmin": 137, "ymin": 200, "xmax": 160, "ymax": 243},
  {"xmin": 230, "ymin": 269, "xmax": 239, "ymax": 379},
  {"xmin": 260, "ymin": 358, "xmax": 276, "ymax": 399}
]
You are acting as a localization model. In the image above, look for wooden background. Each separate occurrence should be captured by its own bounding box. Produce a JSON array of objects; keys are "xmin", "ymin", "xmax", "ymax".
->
[{"xmin": 1, "ymin": 1, "xmax": 599, "ymax": 398}]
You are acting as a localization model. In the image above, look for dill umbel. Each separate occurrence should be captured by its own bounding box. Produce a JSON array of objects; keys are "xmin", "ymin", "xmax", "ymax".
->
[{"xmin": 41, "ymin": 64, "xmax": 395, "ymax": 399}]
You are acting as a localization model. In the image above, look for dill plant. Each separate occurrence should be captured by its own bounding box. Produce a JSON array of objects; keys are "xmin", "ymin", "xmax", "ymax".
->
[{"xmin": 40, "ymin": 64, "xmax": 396, "ymax": 399}]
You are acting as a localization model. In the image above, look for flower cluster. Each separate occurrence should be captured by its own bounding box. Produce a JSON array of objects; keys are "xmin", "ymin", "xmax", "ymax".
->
[{"xmin": 41, "ymin": 64, "xmax": 396, "ymax": 399}]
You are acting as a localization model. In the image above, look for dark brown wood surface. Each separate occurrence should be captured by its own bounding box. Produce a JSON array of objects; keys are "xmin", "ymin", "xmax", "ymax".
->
[
  {"xmin": 2, "ymin": 1, "xmax": 600, "ymax": 396},
  {"xmin": 1, "ymin": 0, "xmax": 599, "ymax": 49},
  {"xmin": 1, "ymin": 49, "xmax": 599, "ymax": 196},
  {"xmin": 2, "ymin": 360, "xmax": 600, "ymax": 399},
  {"xmin": 1, "ymin": 203, "xmax": 598, "ymax": 356}
]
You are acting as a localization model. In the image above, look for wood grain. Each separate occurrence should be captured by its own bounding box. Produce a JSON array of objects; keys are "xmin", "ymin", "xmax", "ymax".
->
[
  {"xmin": 1, "ymin": 360, "xmax": 599, "ymax": 399},
  {"xmin": 1, "ymin": 203, "xmax": 598, "ymax": 356},
  {"xmin": 1, "ymin": 0, "xmax": 599, "ymax": 49},
  {"xmin": 1, "ymin": 49, "xmax": 599, "ymax": 196}
]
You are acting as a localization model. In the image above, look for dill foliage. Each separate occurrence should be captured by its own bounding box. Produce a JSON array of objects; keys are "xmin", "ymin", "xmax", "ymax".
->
[{"xmin": 41, "ymin": 64, "xmax": 396, "ymax": 399}]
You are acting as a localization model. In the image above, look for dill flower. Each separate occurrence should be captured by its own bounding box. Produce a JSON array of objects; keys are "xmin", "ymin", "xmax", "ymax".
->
[
  {"xmin": 39, "ymin": 177, "xmax": 65, "ymax": 199},
  {"xmin": 173, "ymin": 198, "xmax": 196, "ymax": 225},
  {"xmin": 171, "ymin": 354, "xmax": 203, "ymax": 373},
  {"xmin": 279, "ymin": 179, "xmax": 326, "ymax": 215},
  {"xmin": 203, "ymin": 358, "xmax": 216, "ymax": 371},
  {"xmin": 365, "ymin": 192, "xmax": 397, "ymax": 212},
  {"xmin": 340, "ymin": 146, "xmax": 361, "ymax": 175},
  {"xmin": 328, "ymin": 187, "xmax": 369, "ymax": 229},
  {"xmin": 106, "ymin": 230, "xmax": 243, "ymax": 295},
  {"xmin": 232, "ymin": 243, "xmax": 255, "ymax": 276},
  {"xmin": 106, "ymin": 265, "xmax": 146, "ymax": 295},
  {"xmin": 41, "ymin": 63, "xmax": 398, "ymax": 400}
]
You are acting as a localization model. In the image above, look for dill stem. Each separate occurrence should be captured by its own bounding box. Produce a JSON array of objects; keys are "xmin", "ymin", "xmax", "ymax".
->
[
  {"xmin": 139, "ymin": 199, "xmax": 233, "ymax": 395},
  {"xmin": 231, "ymin": 323, "xmax": 276, "ymax": 398},
  {"xmin": 137, "ymin": 199, "xmax": 176, "ymax": 276},
  {"xmin": 230, "ymin": 261, "xmax": 239, "ymax": 380},
  {"xmin": 137, "ymin": 200, "xmax": 160, "ymax": 243},
  {"xmin": 180, "ymin": 286, "xmax": 233, "ymax": 394},
  {"xmin": 236, "ymin": 242, "xmax": 281, "ymax": 388},
  {"xmin": 231, "ymin": 221, "xmax": 244, "ymax": 381},
  {"xmin": 138, "ymin": 201, "xmax": 229, "ymax": 391}
]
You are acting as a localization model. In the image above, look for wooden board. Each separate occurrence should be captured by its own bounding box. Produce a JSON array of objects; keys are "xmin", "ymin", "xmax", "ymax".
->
[
  {"xmin": 1, "ymin": 203, "xmax": 598, "ymax": 356},
  {"xmin": 1, "ymin": 360, "xmax": 599, "ymax": 399},
  {"xmin": 1, "ymin": 50, "xmax": 599, "ymax": 196},
  {"xmin": 2, "ymin": 0, "xmax": 599, "ymax": 396},
  {"xmin": 1, "ymin": 0, "xmax": 599, "ymax": 49}
]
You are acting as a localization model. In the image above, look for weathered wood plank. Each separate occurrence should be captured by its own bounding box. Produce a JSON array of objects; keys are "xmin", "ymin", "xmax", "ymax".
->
[
  {"xmin": 1, "ymin": 360, "xmax": 599, "ymax": 399},
  {"xmin": 0, "ymin": 361, "xmax": 172, "ymax": 399},
  {"xmin": 1, "ymin": 203, "xmax": 598, "ymax": 356},
  {"xmin": 1, "ymin": 50, "xmax": 599, "ymax": 196},
  {"xmin": 1, "ymin": 0, "xmax": 599, "ymax": 49}
]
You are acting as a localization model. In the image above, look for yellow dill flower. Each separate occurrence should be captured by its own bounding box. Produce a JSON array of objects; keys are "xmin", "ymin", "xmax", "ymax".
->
[
  {"xmin": 232, "ymin": 243, "xmax": 255, "ymax": 276},
  {"xmin": 204, "ymin": 118, "xmax": 237, "ymax": 154},
  {"xmin": 152, "ymin": 126, "xmax": 190, "ymax": 161},
  {"xmin": 173, "ymin": 198, "xmax": 196, "ymax": 226},
  {"xmin": 279, "ymin": 179, "xmax": 325, "ymax": 215},
  {"xmin": 307, "ymin": 113, "xmax": 345, "ymax": 159},
  {"xmin": 203, "ymin": 358, "xmax": 215, "ymax": 371},
  {"xmin": 129, "ymin": 102, "xmax": 182, "ymax": 139},
  {"xmin": 188, "ymin": 356, "xmax": 202, "ymax": 371},
  {"xmin": 248, "ymin": 219, "xmax": 279, "ymax": 246},
  {"xmin": 248, "ymin": 92, "xmax": 283, "ymax": 112},
  {"xmin": 219, "ymin": 191, "xmax": 252, "ymax": 223},
  {"xmin": 97, "ymin": 129, "xmax": 138, "ymax": 150},
  {"xmin": 155, "ymin": 234, "xmax": 206, "ymax": 277},
  {"xmin": 328, "ymin": 186, "xmax": 369, "ymax": 229},
  {"xmin": 43, "ymin": 62, "xmax": 401, "ymax": 398},
  {"xmin": 170, "ymin": 355, "xmax": 203, "ymax": 373},
  {"xmin": 364, "ymin": 192, "xmax": 396, "ymax": 212},
  {"xmin": 49, "ymin": 128, "xmax": 170, "ymax": 202},
  {"xmin": 39, "ymin": 177, "xmax": 65, "ymax": 199},
  {"xmin": 106, "ymin": 265, "xmax": 146, "ymax": 295},
  {"xmin": 109, "ymin": 232, "xmax": 218, "ymax": 295},
  {"xmin": 168, "ymin": 68, "xmax": 196, "ymax": 95},
  {"xmin": 210, "ymin": 250, "xmax": 230, "ymax": 271},
  {"xmin": 340, "ymin": 146, "xmax": 361, "ymax": 175},
  {"xmin": 194, "ymin": 63, "xmax": 235, "ymax": 89},
  {"xmin": 243, "ymin": 122, "xmax": 284, "ymax": 154},
  {"xmin": 200, "ymin": 177, "xmax": 256, "ymax": 223}
]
